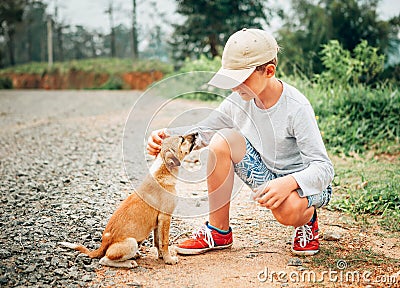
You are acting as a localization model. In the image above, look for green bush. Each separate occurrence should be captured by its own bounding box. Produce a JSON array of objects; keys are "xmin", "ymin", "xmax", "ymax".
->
[
  {"xmin": 0, "ymin": 77, "xmax": 12, "ymax": 89},
  {"xmin": 177, "ymin": 54, "xmax": 222, "ymax": 74},
  {"xmin": 312, "ymin": 84, "xmax": 399, "ymax": 154},
  {"xmin": 315, "ymin": 40, "xmax": 385, "ymax": 87},
  {"xmin": 97, "ymin": 75, "xmax": 124, "ymax": 90},
  {"xmin": 173, "ymin": 55, "xmax": 224, "ymax": 101},
  {"xmin": 287, "ymin": 40, "xmax": 398, "ymax": 155}
]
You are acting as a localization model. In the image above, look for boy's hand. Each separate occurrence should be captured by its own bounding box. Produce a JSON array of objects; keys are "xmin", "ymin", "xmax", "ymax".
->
[
  {"xmin": 147, "ymin": 129, "xmax": 168, "ymax": 156},
  {"xmin": 253, "ymin": 175, "xmax": 299, "ymax": 210}
]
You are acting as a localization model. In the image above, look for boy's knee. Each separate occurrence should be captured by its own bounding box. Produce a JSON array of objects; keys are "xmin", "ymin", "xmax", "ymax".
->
[
  {"xmin": 273, "ymin": 210, "xmax": 295, "ymax": 226},
  {"xmin": 209, "ymin": 129, "xmax": 230, "ymax": 152},
  {"xmin": 272, "ymin": 199, "xmax": 305, "ymax": 226},
  {"xmin": 209, "ymin": 129, "xmax": 246, "ymax": 163}
]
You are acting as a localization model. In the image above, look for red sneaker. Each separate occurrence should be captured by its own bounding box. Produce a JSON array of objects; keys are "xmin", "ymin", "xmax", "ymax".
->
[
  {"xmin": 291, "ymin": 212, "xmax": 319, "ymax": 256},
  {"xmin": 175, "ymin": 222, "xmax": 233, "ymax": 255}
]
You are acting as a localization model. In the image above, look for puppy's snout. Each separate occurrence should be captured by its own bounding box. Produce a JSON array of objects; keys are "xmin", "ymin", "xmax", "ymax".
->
[{"xmin": 165, "ymin": 150, "xmax": 181, "ymax": 167}]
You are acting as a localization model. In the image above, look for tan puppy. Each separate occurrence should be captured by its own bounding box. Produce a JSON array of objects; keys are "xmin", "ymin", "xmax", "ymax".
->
[{"xmin": 60, "ymin": 134, "xmax": 197, "ymax": 268}]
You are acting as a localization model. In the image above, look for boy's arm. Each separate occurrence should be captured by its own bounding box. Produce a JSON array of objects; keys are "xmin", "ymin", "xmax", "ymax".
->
[
  {"xmin": 166, "ymin": 99, "xmax": 236, "ymax": 150},
  {"xmin": 290, "ymin": 104, "xmax": 334, "ymax": 197}
]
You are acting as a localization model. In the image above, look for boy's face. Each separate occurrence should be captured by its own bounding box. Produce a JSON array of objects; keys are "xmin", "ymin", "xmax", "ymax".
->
[
  {"xmin": 231, "ymin": 70, "xmax": 266, "ymax": 101},
  {"xmin": 231, "ymin": 63, "xmax": 276, "ymax": 101}
]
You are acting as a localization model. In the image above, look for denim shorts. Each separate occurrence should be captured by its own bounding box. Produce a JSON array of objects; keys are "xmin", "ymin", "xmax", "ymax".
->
[{"xmin": 233, "ymin": 138, "xmax": 332, "ymax": 208}]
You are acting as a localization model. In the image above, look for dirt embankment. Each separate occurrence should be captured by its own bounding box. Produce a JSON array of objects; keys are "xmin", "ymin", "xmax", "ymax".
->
[{"xmin": 2, "ymin": 70, "xmax": 164, "ymax": 90}]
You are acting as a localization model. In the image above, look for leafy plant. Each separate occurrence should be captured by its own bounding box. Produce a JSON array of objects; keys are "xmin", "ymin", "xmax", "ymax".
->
[
  {"xmin": 315, "ymin": 84, "xmax": 399, "ymax": 154},
  {"xmin": 285, "ymin": 76, "xmax": 399, "ymax": 155},
  {"xmin": 0, "ymin": 77, "xmax": 12, "ymax": 89},
  {"xmin": 330, "ymin": 165, "xmax": 400, "ymax": 232},
  {"xmin": 172, "ymin": 55, "xmax": 228, "ymax": 101},
  {"xmin": 316, "ymin": 40, "xmax": 385, "ymax": 87},
  {"xmin": 177, "ymin": 54, "xmax": 222, "ymax": 74},
  {"xmin": 380, "ymin": 209, "xmax": 400, "ymax": 232},
  {"xmin": 97, "ymin": 76, "xmax": 124, "ymax": 90}
]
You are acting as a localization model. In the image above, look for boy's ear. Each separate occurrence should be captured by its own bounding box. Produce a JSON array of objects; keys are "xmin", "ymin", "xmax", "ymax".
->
[{"xmin": 265, "ymin": 64, "xmax": 276, "ymax": 78}]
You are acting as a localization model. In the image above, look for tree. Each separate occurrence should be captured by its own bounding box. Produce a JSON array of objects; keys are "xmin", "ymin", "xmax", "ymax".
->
[
  {"xmin": 12, "ymin": 1, "xmax": 46, "ymax": 63},
  {"xmin": 141, "ymin": 25, "xmax": 169, "ymax": 60},
  {"xmin": 131, "ymin": 0, "xmax": 138, "ymax": 59},
  {"xmin": 170, "ymin": 0, "xmax": 271, "ymax": 64},
  {"xmin": 105, "ymin": 2, "xmax": 116, "ymax": 57},
  {"xmin": 277, "ymin": 0, "xmax": 399, "ymax": 77},
  {"xmin": 0, "ymin": 0, "xmax": 26, "ymax": 66},
  {"xmin": 114, "ymin": 24, "xmax": 133, "ymax": 58}
]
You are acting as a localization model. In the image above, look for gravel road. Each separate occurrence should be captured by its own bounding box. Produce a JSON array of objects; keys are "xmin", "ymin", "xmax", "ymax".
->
[{"xmin": 0, "ymin": 90, "xmax": 146, "ymax": 287}]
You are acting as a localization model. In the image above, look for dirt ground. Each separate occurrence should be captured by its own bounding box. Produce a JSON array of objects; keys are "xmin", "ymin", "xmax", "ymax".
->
[
  {"xmin": 94, "ymin": 91, "xmax": 399, "ymax": 288},
  {"xmin": 91, "ymin": 185, "xmax": 400, "ymax": 288},
  {"xmin": 1, "ymin": 90, "xmax": 398, "ymax": 288}
]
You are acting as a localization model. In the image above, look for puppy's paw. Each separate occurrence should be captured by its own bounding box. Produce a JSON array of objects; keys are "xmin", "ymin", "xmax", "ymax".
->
[
  {"xmin": 130, "ymin": 260, "xmax": 139, "ymax": 268},
  {"xmin": 132, "ymin": 250, "xmax": 143, "ymax": 260},
  {"xmin": 163, "ymin": 255, "xmax": 178, "ymax": 265},
  {"xmin": 149, "ymin": 246, "xmax": 160, "ymax": 258},
  {"xmin": 99, "ymin": 257, "xmax": 138, "ymax": 269}
]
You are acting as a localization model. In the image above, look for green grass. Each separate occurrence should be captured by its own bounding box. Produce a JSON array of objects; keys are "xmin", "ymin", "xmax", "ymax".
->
[
  {"xmin": 312, "ymin": 245, "xmax": 399, "ymax": 270},
  {"xmin": 284, "ymin": 76, "xmax": 399, "ymax": 155},
  {"xmin": 329, "ymin": 156, "xmax": 400, "ymax": 232},
  {"xmin": 0, "ymin": 57, "xmax": 174, "ymax": 75},
  {"xmin": 170, "ymin": 55, "xmax": 225, "ymax": 101}
]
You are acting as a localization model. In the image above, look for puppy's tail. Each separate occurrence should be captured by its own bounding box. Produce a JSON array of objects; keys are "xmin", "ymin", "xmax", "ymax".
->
[{"xmin": 59, "ymin": 241, "xmax": 108, "ymax": 259}]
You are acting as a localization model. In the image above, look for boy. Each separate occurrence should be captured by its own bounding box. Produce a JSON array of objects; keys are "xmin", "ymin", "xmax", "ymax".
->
[{"xmin": 147, "ymin": 28, "xmax": 334, "ymax": 255}]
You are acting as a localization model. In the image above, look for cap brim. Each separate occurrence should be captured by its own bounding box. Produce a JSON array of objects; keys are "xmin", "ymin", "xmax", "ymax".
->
[{"xmin": 208, "ymin": 67, "xmax": 256, "ymax": 89}]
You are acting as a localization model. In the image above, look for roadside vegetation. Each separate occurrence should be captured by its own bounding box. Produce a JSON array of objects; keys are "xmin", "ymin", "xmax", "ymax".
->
[
  {"xmin": 0, "ymin": 58, "xmax": 173, "ymax": 89},
  {"xmin": 0, "ymin": 58, "xmax": 173, "ymax": 75}
]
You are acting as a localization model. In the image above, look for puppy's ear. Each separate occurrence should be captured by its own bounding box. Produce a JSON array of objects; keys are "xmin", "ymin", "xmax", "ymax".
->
[
  {"xmin": 185, "ymin": 132, "xmax": 199, "ymax": 152},
  {"xmin": 165, "ymin": 150, "xmax": 181, "ymax": 167}
]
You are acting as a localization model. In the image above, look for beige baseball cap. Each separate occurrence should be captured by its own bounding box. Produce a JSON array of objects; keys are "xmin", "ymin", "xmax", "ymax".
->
[{"xmin": 208, "ymin": 28, "xmax": 279, "ymax": 89}]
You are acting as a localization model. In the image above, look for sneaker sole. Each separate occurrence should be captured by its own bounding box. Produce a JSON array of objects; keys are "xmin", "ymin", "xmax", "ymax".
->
[
  {"xmin": 291, "ymin": 248, "xmax": 319, "ymax": 256},
  {"xmin": 175, "ymin": 243, "xmax": 233, "ymax": 255}
]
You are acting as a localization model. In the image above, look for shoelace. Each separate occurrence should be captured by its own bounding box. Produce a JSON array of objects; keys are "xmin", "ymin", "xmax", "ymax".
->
[
  {"xmin": 192, "ymin": 225, "xmax": 215, "ymax": 248},
  {"xmin": 294, "ymin": 224, "xmax": 314, "ymax": 248}
]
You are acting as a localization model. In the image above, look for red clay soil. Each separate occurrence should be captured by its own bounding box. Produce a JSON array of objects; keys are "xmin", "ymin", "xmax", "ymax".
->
[{"xmin": 3, "ymin": 70, "xmax": 164, "ymax": 90}]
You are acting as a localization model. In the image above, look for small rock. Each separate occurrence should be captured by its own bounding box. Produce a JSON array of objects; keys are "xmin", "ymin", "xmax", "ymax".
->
[
  {"xmin": 127, "ymin": 282, "xmax": 143, "ymax": 287},
  {"xmin": 0, "ymin": 249, "xmax": 11, "ymax": 259},
  {"xmin": 0, "ymin": 275, "xmax": 9, "ymax": 285},
  {"xmin": 287, "ymin": 257, "xmax": 303, "ymax": 266},
  {"xmin": 297, "ymin": 266, "xmax": 308, "ymax": 271},
  {"xmin": 25, "ymin": 264, "xmax": 37, "ymax": 273},
  {"xmin": 37, "ymin": 184, "xmax": 46, "ymax": 192},
  {"xmin": 82, "ymin": 274, "xmax": 93, "ymax": 282},
  {"xmin": 104, "ymin": 269, "xmax": 116, "ymax": 277},
  {"xmin": 323, "ymin": 231, "xmax": 342, "ymax": 241},
  {"xmin": 53, "ymin": 268, "xmax": 65, "ymax": 276},
  {"xmin": 75, "ymin": 254, "xmax": 93, "ymax": 268}
]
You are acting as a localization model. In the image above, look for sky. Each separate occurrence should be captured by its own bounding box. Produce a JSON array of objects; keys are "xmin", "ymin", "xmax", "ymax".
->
[
  {"xmin": 45, "ymin": 0, "xmax": 179, "ymax": 33},
  {"xmin": 45, "ymin": 0, "xmax": 400, "ymax": 35}
]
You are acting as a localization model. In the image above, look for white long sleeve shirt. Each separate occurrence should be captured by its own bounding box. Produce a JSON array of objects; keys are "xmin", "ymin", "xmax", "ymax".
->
[{"xmin": 167, "ymin": 81, "xmax": 334, "ymax": 197}]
